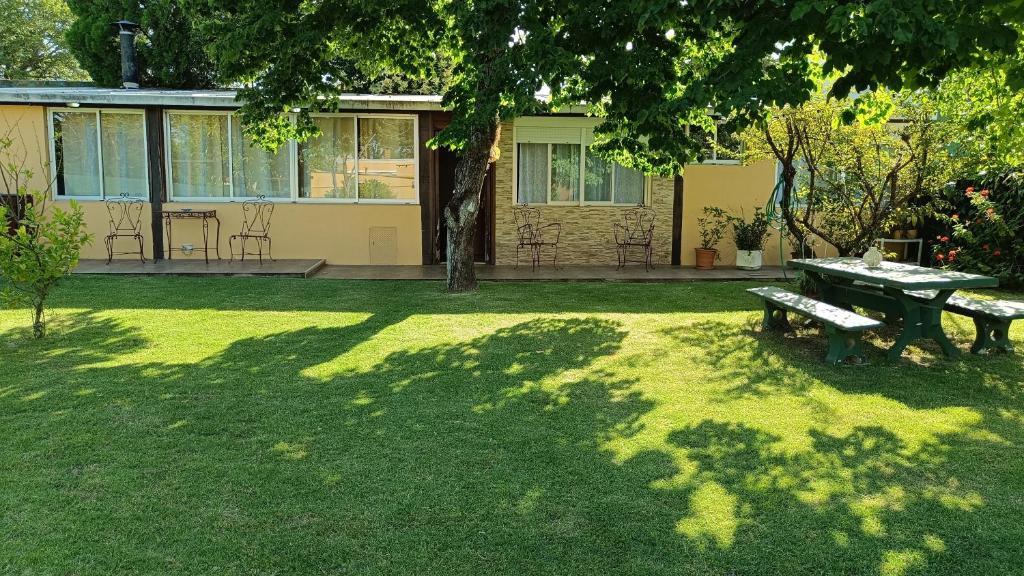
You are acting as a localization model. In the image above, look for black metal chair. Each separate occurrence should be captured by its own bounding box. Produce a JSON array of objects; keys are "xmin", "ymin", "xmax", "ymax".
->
[
  {"xmin": 513, "ymin": 204, "xmax": 561, "ymax": 269},
  {"xmin": 104, "ymin": 194, "xmax": 146, "ymax": 264},
  {"xmin": 614, "ymin": 206, "xmax": 656, "ymax": 271},
  {"xmin": 230, "ymin": 196, "xmax": 275, "ymax": 264}
]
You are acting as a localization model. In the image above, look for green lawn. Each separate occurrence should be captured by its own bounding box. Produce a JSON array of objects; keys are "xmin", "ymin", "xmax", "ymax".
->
[{"xmin": 1, "ymin": 277, "xmax": 1022, "ymax": 575}]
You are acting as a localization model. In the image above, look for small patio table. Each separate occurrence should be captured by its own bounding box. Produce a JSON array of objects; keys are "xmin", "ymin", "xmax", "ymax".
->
[
  {"xmin": 789, "ymin": 257, "xmax": 997, "ymax": 360},
  {"xmin": 160, "ymin": 209, "xmax": 222, "ymax": 264}
]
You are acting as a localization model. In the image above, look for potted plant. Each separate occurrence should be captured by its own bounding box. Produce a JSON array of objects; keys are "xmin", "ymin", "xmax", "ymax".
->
[
  {"xmin": 731, "ymin": 208, "xmax": 771, "ymax": 270},
  {"xmin": 695, "ymin": 206, "xmax": 728, "ymax": 269}
]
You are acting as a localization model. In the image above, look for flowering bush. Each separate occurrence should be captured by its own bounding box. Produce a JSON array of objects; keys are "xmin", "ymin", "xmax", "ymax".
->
[{"xmin": 932, "ymin": 174, "xmax": 1024, "ymax": 287}]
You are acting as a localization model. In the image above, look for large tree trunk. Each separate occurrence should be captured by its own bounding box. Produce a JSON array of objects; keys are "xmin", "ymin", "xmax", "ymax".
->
[{"xmin": 444, "ymin": 120, "xmax": 500, "ymax": 293}]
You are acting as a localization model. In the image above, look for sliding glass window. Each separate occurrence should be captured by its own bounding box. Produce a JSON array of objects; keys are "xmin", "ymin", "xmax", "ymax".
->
[
  {"xmin": 299, "ymin": 115, "xmax": 417, "ymax": 202},
  {"xmin": 50, "ymin": 109, "xmax": 147, "ymax": 199},
  {"xmin": 166, "ymin": 112, "xmax": 291, "ymax": 200},
  {"xmin": 515, "ymin": 123, "xmax": 646, "ymax": 206}
]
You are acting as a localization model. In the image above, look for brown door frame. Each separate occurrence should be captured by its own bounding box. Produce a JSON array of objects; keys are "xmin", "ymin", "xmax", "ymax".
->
[{"xmin": 423, "ymin": 112, "xmax": 495, "ymax": 265}]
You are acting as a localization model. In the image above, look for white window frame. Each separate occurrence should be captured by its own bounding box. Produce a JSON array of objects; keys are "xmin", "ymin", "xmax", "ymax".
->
[
  {"xmin": 165, "ymin": 109, "xmax": 297, "ymax": 203},
  {"xmin": 298, "ymin": 113, "xmax": 420, "ymax": 205},
  {"xmin": 47, "ymin": 107, "xmax": 149, "ymax": 201},
  {"xmin": 691, "ymin": 122, "xmax": 741, "ymax": 165},
  {"xmin": 512, "ymin": 118, "xmax": 650, "ymax": 207}
]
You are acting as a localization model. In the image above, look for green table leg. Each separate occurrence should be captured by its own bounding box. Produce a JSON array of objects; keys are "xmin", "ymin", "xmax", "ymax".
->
[
  {"xmin": 970, "ymin": 317, "xmax": 1015, "ymax": 354},
  {"xmin": 884, "ymin": 288, "xmax": 959, "ymax": 360}
]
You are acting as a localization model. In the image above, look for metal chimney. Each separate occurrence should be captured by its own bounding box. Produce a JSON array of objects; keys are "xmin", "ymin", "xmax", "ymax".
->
[{"xmin": 113, "ymin": 20, "xmax": 141, "ymax": 89}]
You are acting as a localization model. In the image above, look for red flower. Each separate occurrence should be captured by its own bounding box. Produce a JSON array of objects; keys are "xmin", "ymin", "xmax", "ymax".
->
[
  {"xmin": 983, "ymin": 244, "xmax": 990, "ymax": 251},
  {"xmin": 940, "ymin": 236, "xmax": 950, "ymax": 243},
  {"xmin": 936, "ymin": 253, "xmax": 946, "ymax": 261},
  {"xmin": 966, "ymin": 186, "xmax": 975, "ymax": 193},
  {"xmin": 994, "ymin": 250, "xmax": 1002, "ymax": 257},
  {"xmin": 981, "ymin": 189, "xmax": 991, "ymax": 198},
  {"xmin": 948, "ymin": 250, "xmax": 958, "ymax": 262},
  {"xmin": 952, "ymin": 214, "xmax": 960, "ymax": 220}
]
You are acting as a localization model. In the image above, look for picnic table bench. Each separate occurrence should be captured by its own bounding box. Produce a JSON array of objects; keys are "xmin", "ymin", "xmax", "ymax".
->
[
  {"xmin": 747, "ymin": 286, "xmax": 884, "ymax": 365},
  {"xmin": 903, "ymin": 290, "xmax": 1024, "ymax": 354},
  {"xmin": 789, "ymin": 258, "xmax": 998, "ymax": 361}
]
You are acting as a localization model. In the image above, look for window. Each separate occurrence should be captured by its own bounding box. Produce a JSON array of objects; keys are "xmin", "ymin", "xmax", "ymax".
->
[
  {"xmin": 584, "ymin": 154, "xmax": 645, "ymax": 204},
  {"xmin": 50, "ymin": 109, "xmax": 148, "ymax": 199},
  {"xmin": 299, "ymin": 115, "xmax": 417, "ymax": 202},
  {"xmin": 166, "ymin": 112, "xmax": 292, "ymax": 200},
  {"xmin": 690, "ymin": 120, "xmax": 741, "ymax": 164},
  {"xmin": 515, "ymin": 121, "xmax": 647, "ymax": 206}
]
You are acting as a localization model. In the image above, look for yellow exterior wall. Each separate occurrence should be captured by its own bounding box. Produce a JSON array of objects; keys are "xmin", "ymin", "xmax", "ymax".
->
[
  {"xmin": 681, "ymin": 160, "xmax": 788, "ymax": 267},
  {"xmin": 0, "ymin": 105, "xmax": 50, "ymax": 192},
  {"xmin": 0, "ymin": 104, "xmax": 423, "ymax": 265},
  {"xmin": 70, "ymin": 200, "xmax": 421, "ymax": 264},
  {"xmin": 152, "ymin": 202, "xmax": 422, "ymax": 264}
]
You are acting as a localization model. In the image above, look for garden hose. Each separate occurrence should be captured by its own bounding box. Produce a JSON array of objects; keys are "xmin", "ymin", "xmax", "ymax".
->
[{"xmin": 765, "ymin": 174, "xmax": 790, "ymax": 280}]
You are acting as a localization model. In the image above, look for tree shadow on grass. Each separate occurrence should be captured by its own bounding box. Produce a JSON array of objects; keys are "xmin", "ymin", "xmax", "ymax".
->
[{"xmin": 3, "ymin": 312, "xmax": 1024, "ymax": 574}]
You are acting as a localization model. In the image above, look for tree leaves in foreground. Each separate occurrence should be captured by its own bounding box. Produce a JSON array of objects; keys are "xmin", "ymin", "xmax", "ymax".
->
[
  {"xmin": 196, "ymin": 0, "xmax": 1019, "ymax": 291},
  {"xmin": 0, "ymin": 0, "xmax": 88, "ymax": 81}
]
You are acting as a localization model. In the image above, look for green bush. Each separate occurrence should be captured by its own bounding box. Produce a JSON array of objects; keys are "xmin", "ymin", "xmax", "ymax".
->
[{"xmin": 932, "ymin": 172, "xmax": 1024, "ymax": 288}]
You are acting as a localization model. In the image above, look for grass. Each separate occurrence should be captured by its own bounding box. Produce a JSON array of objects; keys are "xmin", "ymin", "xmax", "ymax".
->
[{"xmin": 1, "ymin": 277, "xmax": 1022, "ymax": 575}]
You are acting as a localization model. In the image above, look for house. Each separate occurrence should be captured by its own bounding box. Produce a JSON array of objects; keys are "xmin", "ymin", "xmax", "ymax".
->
[{"xmin": 0, "ymin": 85, "xmax": 781, "ymax": 268}]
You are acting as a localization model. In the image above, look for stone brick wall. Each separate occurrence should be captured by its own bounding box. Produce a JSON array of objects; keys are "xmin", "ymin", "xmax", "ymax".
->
[{"xmin": 494, "ymin": 122, "xmax": 676, "ymax": 266}]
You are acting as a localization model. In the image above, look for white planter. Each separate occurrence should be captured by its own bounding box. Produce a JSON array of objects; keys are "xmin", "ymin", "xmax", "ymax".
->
[{"xmin": 736, "ymin": 250, "xmax": 763, "ymax": 271}]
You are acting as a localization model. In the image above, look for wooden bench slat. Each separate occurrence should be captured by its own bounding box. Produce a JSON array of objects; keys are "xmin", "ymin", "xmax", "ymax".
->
[{"xmin": 747, "ymin": 287, "xmax": 884, "ymax": 331}]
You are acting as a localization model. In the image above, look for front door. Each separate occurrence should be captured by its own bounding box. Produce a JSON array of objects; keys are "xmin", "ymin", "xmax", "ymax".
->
[{"xmin": 437, "ymin": 146, "xmax": 491, "ymax": 263}]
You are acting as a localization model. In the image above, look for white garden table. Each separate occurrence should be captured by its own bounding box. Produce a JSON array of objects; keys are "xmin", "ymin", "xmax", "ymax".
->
[{"xmin": 789, "ymin": 257, "xmax": 998, "ymax": 360}]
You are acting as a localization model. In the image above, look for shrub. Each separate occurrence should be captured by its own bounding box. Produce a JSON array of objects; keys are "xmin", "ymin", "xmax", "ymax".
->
[
  {"xmin": 731, "ymin": 208, "xmax": 771, "ymax": 252},
  {"xmin": 932, "ymin": 173, "xmax": 1023, "ymax": 288},
  {"xmin": 697, "ymin": 206, "xmax": 728, "ymax": 251}
]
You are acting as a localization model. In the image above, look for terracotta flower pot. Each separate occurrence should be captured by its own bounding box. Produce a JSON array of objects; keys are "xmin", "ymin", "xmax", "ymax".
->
[{"xmin": 695, "ymin": 248, "xmax": 718, "ymax": 270}]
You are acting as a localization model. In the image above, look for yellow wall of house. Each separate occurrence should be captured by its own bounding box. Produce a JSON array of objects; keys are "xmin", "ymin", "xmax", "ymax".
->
[
  {"xmin": 0, "ymin": 104, "xmax": 423, "ymax": 265},
  {"xmin": 0, "ymin": 105, "xmax": 50, "ymax": 192},
  {"xmin": 681, "ymin": 160, "xmax": 789, "ymax": 267},
  {"xmin": 71, "ymin": 201, "xmax": 422, "ymax": 264}
]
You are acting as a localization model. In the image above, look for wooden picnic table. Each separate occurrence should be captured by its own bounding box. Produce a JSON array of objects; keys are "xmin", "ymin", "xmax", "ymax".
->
[{"xmin": 789, "ymin": 257, "xmax": 998, "ymax": 360}]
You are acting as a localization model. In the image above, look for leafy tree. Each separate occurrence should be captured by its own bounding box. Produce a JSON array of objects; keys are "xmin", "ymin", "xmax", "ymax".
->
[
  {"xmin": 0, "ymin": 131, "xmax": 92, "ymax": 338},
  {"xmin": 0, "ymin": 0, "xmax": 89, "ymax": 80},
  {"xmin": 65, "ymin": 0, "xmax": 217, "ymax": 88},
  {"xmin": 197, "ymin": 0, "xmax": 1019, "ymax": 291},
  {"xmin": 740, "ymin": 89, "xmax": 960, "ymax": 256}
]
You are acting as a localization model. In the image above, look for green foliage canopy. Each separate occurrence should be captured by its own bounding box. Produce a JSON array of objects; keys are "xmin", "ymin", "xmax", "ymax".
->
[
  {"xmin": 0, "ymin": 0, "xmax": 88, "ymax": 80},
  {"xmin": 66, "ymin": 0, "xmax": 218, "ymax": 88},
  {"xmin": 198, "ymin": 0, "xmax": 1019, "ymax": 173}
]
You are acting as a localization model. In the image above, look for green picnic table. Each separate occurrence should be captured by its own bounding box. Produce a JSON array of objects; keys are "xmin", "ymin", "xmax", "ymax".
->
[{"xmin": 789, "ymin": 257, "xmax": 998, "ymax": 360}]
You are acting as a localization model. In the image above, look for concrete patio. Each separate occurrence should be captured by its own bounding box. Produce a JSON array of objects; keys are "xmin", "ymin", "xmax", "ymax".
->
[
  {"xmin": 74, "ymin": 258, "xmax": 326, "ymax": 278},
  {"xmin": 73, "ymin": 260, "xmax": 790, "ymax": 282},
  {"xmin": 314, "ymin": 264, "xmax": 791, "ymax": 282}
]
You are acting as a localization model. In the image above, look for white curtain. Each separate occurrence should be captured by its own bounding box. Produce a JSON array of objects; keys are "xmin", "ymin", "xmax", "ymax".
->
[
  {"xmin": 550, "ymin": 144, "xmax": 580, "ymax": 202},
  {"xmin": 614, "ymin": 165, "xmax": 645, "ymax": 205},
  {"xmin": 169, "ymin": 114, "xmax": 230, "ymax": 198},
  {"xmin": 230, "ymin": 117, "xmax": 290, "ymax": 198},
  {"xmin": 300, "ymin": 117, "xmax": 356, "ymax": 199},
  {"xmin": 584, "ymin": 154, "xmax": 612, "ymax": 202},
  {"xmin": 100, "ymin": 113, "xmax": 147, "ymax": 199},
  {"xmin": 516, "ymin": 143, "xmax": 547, "ymax": 204},
  {"xmin": 55, "ymin": 112, "xmax": 100, "ymax": 197}
]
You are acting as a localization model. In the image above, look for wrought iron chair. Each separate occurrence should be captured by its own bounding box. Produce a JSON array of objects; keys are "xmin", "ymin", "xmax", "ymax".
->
[
  {"xmin": 513, "ymin": 204, "xmax": 561, "ymax": 269},
  {"xmin": 104, "ymin": 194, "xmax": 146, "ymax": 264},
  {"xmin": 614, "ymin": 206, "xmax": 656, "ymax": 271},
  {"xmin": 230, "ymin": 196, "xmax": 275, "ymax": 264}
]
